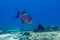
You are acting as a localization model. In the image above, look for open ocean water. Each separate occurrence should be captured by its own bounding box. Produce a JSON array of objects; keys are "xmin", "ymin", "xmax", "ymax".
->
[{"xmin": 0, "ymin": 0, "xmax": 60, "ymax": 40}]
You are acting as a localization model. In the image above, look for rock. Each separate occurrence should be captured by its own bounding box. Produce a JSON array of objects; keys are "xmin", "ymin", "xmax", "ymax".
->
[{"xmin": 33, "ymin": 24, "xmax": 45, "ymax": 32}]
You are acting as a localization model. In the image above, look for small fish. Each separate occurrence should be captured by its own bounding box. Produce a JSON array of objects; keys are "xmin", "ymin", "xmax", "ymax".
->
[{"xmin": 16, "ymin": 9, "xmax": 33, "ymax": 24}]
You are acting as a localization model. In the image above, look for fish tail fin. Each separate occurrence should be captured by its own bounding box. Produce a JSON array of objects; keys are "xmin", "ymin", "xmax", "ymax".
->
[
  {"xmin": 15, "ymin": 8, "xmax": 20, "ymax": 18},
  {"xmin": 16, "ymin": 12, "xmax": 20, "ymax": 18}
]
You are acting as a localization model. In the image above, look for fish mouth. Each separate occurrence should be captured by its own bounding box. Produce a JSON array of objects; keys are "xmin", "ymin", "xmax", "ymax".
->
[
  {"xmin": 23, "ymin": 13, "xmax": 27, "ymax": 15},
  {"xmin": 27, "ymin": 21, "xmax": 33, "ymax": 24}
]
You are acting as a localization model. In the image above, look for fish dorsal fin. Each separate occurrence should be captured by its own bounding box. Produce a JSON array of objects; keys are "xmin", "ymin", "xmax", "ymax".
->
[{"xmin": 22, "ymin": 10, "xmax": 27, "ymax": 14}]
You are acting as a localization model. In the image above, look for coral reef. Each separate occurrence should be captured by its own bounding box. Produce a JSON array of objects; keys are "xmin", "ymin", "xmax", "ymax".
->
[
  {"xmin": 33, "ymin": 24, "xmax": 45, "ymax": 32},
  {"xmin": 0, "ymin": 25, "xmax": 60, "ymax": 40},
  {"xmin": 33, "ymin": 24, "xmax": 60, "ymax": 32}
]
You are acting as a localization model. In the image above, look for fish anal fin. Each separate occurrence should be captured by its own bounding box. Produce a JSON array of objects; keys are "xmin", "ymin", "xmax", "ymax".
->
[
  {"xmin": 21, "ymin": 19, "xmax": 24, "ymax": 23},
  {"xmin": 22, "ymin": 20, "xmax": 24, "ymax": 23}
]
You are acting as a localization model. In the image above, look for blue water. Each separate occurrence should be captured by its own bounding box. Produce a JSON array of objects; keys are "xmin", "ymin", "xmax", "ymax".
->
[{"xmin": 0, "ymin": 0, "xmax": 60, "ymax": 29}]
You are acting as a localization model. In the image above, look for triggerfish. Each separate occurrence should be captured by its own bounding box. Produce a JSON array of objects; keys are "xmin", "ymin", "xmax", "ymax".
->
[{"xmin": 16, "ymin": 9, "xmax": 33, "ymax": 24}]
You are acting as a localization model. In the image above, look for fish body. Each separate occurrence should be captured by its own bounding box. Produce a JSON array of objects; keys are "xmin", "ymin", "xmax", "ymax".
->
[{"xmin": 16, "ymin": 9, "xmax": 32, "ymax": 24}]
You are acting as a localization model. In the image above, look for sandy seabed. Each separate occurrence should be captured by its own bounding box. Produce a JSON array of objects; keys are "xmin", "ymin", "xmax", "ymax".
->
[{"xmin": 0, "ymin": 31, "xmax": 60, "ymax": 40}]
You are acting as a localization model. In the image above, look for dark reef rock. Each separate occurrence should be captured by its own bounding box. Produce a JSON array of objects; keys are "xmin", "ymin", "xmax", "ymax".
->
[
  {"xmin": 37, "ymin": 24, "xmax": 45, "ymax": 30},
  {"xmin": 33, "ymin": 24, "xmax": 60, "ymax": 32},
  {"xmin": 33, "ymin": 24, "xmax": 45, "ymax": 32}
]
